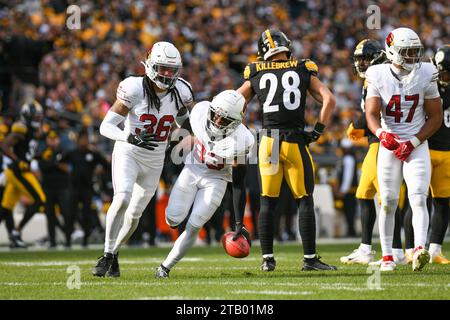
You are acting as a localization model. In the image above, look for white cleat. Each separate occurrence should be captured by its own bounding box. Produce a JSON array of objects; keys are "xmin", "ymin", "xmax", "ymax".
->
[
  {"xmin": 340, "ymin": 249, "xmax": 375, "ymax": 265},
  {"xmin": 412, "ymin": 247, "xmax": 430, "ymax": 272},
  {"xmin": 393, "ymin": 253, "xmax": 407, "ymax": 265},
  {"xmin": 380, "ymin": 259, "xmax": 396, "ymax": 272}
]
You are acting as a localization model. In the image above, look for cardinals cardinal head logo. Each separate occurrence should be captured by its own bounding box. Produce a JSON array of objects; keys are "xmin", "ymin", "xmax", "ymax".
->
[{"xmin": 386, "ymin": 32, "xmax": 394, "ymax": 47}]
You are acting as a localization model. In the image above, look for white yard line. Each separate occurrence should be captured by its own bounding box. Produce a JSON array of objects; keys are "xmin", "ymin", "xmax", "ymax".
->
[
  {"xmin": 0, "ymin": 281, "xmax": 446, "ymax": 289},
  {"xmin": 231, "ymin": 290, "xmax": 312, "ymax": 295}
]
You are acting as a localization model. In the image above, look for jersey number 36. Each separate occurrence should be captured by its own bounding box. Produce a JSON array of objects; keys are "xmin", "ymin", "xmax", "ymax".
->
[{"xmin": 135, "ymin": 114, "xmax": 174, "ymax": 141}]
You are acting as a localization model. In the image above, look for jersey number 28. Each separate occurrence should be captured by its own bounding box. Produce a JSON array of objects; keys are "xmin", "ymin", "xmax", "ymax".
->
[{"xmin": 259, "ymin": 71, "xmax": 301, "ymax": 113}]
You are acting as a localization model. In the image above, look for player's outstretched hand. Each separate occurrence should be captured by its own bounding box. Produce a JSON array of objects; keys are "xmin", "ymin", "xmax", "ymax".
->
[
  {"xmin": 128, "ymin": 132, "xmax": 158, "ymax": 150},
  {"xmin": 232, "ymin": 222, "xmax": 251, "ymax": 246}
]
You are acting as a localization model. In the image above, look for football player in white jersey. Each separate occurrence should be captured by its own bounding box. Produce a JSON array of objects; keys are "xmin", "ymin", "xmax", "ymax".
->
[
  {"xmin": 154, "ymin": 90, "xmax": 255, "ymax": 278},
  {"xmin": 92, "ymin": 42, "xmax": 194, "ymax": 277},
  {"xmin": 365, "ymin": 28, "xmax": 443, "ymax": 272}
]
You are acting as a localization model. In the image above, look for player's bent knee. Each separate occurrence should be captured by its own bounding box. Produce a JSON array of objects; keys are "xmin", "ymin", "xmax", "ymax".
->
[
  {"xmin": 111, "ymin": 192, "xmax": 132, "ymax": 211},
  {"xmin": 165, "ymin": 209, "xmax": 184, "ymax": 228},
  {"xmin": 165, "ymin": 197, "xmax": 191, "ymax": 227},
  {"xmin": 408, "ymin": 193, "xmax": 427, "ymax": 209}
]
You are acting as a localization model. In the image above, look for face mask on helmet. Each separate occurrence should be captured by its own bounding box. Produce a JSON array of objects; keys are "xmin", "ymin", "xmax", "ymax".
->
[
  {"xmin": 207, "ymin": 106, "xmax": 241, "ymax": 136},
  {"xmin": 396, "ymin": 47, "xmax": 424, "ymax": 71},
  {"xmin": 353, "ymin": 55, "xmax": 372, "ymax": 78},
  {"xmin": 150, "ymin": 62, "xmax": 181, "ymax": 89},
  {"xmin": 141, "ymin": 42, "xmax": 182, "ymax": 90}
]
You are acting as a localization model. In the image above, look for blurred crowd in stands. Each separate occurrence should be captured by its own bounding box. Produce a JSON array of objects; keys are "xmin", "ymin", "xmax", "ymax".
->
[{"xmin": 0, "ymin": 0, "xmax": 448, "ymax": 247}]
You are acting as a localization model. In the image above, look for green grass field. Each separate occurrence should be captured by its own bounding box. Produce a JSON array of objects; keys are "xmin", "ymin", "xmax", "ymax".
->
[{"xmin": 0, "ymin": 242, "xmax": 449, "ymax": 300}]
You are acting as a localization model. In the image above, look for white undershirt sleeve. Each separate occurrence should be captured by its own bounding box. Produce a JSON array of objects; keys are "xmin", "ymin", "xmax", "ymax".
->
[{"xmin": 99, "ymin": 111, "xmax": 129, "ymax": 142}]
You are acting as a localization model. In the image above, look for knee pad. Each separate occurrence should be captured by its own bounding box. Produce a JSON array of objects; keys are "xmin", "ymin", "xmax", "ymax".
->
[{"xmin": 409, "ymin": 193, "xmax": 427, "ymax": 210}]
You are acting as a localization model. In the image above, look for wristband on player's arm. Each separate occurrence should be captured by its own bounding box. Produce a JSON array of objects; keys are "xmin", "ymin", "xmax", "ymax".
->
[{"xmin": 311, "ymin": 122, "xmax": 326, "ymax": 141}]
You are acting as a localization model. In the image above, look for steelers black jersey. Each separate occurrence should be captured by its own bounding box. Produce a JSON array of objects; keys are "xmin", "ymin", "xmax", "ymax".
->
[
  {"xmin": 244, "ymin": 59, "xmax": 317, "ymax": 139},
  {"xmin": 11, "ymin": 121, "xmax": 36, "ymax": 162},
  {"xmin": 353, "ymin": 82, "xmax": 379, "ymax": 145},
  {"xmin": 428, "ymin": 84, "xmax": 450, "ymax": 151}
]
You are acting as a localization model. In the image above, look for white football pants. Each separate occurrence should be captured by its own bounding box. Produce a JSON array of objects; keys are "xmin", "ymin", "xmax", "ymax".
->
[
  {"xmin": 162, "ymin": 165, "xmax": 228, "ymax": 269},
  {"xmin": 377, "ymin": 141, "xmax": 431, "ymax": 256},
  {"xmin": 104, "ymin": 146, "xmax": 163, "ymax": 253}
]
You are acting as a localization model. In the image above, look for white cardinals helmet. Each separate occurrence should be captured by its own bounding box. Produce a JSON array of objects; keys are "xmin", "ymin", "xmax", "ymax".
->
[
  {"xmin": 207, "ymin": 90, "xmax": 245, "ymax": 136},
  {"xmin": 385, "ymin": 27, "xmax": 424, "ymax": 72},
  {"xmin": 141, "ymin": 42, "xmax": 182, "ymax": 90}
]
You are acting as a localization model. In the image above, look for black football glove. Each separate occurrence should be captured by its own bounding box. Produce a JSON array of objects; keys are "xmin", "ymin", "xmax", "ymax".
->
[
  {"xmin": 232, "ymin": 222, "xmax": 251, "ymax": 246},
  {"xmin": 127, "ymin": 131, "xmax": 158, "ymax": 150},
  {"xmin": 304, "ymin": 122, "xmax": 326, "ymax": 144}
]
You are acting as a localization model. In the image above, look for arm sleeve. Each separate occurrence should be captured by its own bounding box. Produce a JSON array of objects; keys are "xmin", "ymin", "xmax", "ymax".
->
[
  {"xmin": 99, "ymin": 111, "xmax": 129, "ymax": 142},
  {"xmin": 339, "ymin": 155, "xmax": 356, "ymax": 194},
  {"xmin": 232, "ymin": 165, "xmax": 247, "ymax": 224}
]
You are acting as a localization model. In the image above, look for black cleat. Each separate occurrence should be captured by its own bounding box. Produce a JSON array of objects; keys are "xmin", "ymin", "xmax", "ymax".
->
[
  {"xmin": 106, "ymin": 253, "xmax": 120, "ymax": 278},
  {"xmin": 92, "ymin": 253, "xmax": 114, "ymax": 277},
  {"xmin": 9, "ymin": 234, "xmax": 27, "ymax": 249},
  {"xmin": 155, "ymin": 265, "xmax": 170, "ymax": 279},
  {"xmin": 302, "ymin": 255, "xmax": 338, "ymax": 271},
  {"xmin": 260, "ymin": 257, "xmax": 276, "ymax": 272}
]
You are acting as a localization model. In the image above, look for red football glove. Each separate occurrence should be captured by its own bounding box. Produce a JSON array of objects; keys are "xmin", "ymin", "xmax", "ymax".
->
[
  {"xmin": 393, "ymin": 140, "xmax": 417, "ymax": 161},
  {"xmin": 376, "ymin": 129, "xmax": 400, "ymax": 151}
]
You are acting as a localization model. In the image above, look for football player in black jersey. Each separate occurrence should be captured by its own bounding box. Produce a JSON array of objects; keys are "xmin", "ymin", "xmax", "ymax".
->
[
  {"xmin": 236, "ymin": 29, "xmax": 336, "ymax": 271},
  {"xmin": 427, "ymin": 45, "xmax": 450, "ymax": 264},
  {"xmin": 340, "ymin": 40, "xmax": 407, "ymax": 265},
  {"xmin": 0, "ymin": 101, "xmax": 46, "ymax": 248}
]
